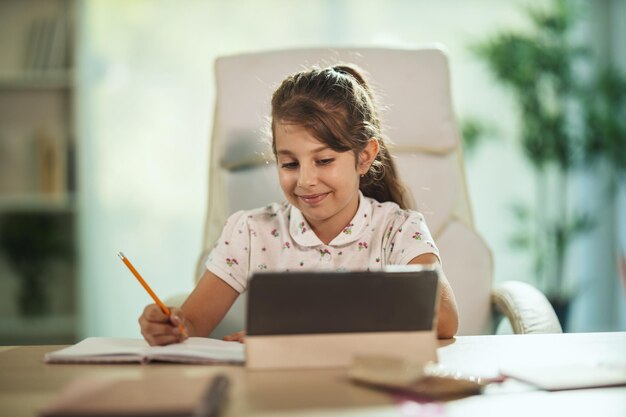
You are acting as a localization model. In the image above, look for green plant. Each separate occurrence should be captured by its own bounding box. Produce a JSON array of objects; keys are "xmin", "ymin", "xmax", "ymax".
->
[
  {"xmin": 470, "ymin": 0, "xmax": 625, "ymax": 322},
  {"xmin": 473, "ymin": 1, "xmax": 583, "ymax": 170},
  {"xmin": 583, "ymin": 67, "xmax": 626, "ymax": 179},
  {"xmin": 0, "ymin": 213, "xmax": 73, "ymax": 316},
  {"xmin": 460, "ymin": 118, "xmax": 496, "ymax": 156}
]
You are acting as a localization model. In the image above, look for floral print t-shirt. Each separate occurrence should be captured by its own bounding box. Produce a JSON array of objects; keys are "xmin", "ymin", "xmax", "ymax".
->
[{"xmin": 205, "ymin": 192, "xmax": 439, "ymax": 293}]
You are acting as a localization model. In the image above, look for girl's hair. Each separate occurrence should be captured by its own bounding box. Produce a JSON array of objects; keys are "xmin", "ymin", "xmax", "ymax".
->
[{"xmin": 270, "ymin": 65, "xmax": 412, "ymax": 209}]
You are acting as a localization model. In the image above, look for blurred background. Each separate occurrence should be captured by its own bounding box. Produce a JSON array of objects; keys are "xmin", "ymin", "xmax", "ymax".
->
[{"xmin": 0, "ymin": 0, "xmax": 624, "ymax": 344}]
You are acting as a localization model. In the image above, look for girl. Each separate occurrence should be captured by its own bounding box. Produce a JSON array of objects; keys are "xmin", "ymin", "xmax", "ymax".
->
[{"xmin": 139, "ymin": 65, "xmax": 459, "ymax": 345}]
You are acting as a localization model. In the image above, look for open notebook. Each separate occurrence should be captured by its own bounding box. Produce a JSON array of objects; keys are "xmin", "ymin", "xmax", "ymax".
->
[{"xmin": 44, "ymin": 337, "xmax": 245, "ymax": 365}]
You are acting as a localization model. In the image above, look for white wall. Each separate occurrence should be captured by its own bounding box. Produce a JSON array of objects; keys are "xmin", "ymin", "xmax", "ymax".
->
[{"xmin": 76, "ymin": 0, "xmax": 623, "ymax": 338}]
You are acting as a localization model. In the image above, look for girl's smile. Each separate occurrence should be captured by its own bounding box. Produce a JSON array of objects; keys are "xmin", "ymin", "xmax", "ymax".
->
[
  {"xmin": 298, "ymin": 192, "xmax": 330, "ymax": 205},
  {"xmin": 274, "ymin": 122, "xmax": 362, "ymax": 243}
]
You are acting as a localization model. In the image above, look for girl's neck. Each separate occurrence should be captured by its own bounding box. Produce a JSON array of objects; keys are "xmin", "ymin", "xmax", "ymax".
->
[
  {"xmin": 306, "ymin": 198, "xmax": 360, "ymax": 246},
  {"xmin": 311, "ymin": 222, "xmax": 342, "ymax": 246}
]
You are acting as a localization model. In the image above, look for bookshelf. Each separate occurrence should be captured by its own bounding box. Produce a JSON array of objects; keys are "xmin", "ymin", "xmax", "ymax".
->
[
  {"xmin": 0, "ymin": 0, "xmax": 77, "ymax": 345},
  {"xmin": 0, "ymin": 72, "xmax": 72, "ymax": 90}
]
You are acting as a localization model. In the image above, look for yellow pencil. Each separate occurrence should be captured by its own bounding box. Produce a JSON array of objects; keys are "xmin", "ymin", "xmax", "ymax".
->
[{"xmin": 118, "ymin": 252, "xmax": 188, "ymax": 338}]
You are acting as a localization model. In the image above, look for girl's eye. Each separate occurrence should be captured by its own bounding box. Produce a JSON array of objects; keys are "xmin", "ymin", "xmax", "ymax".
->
[
  {"xmin": 280, "ymin": 162, "xmax": 298, "ymax": 169},
  {"xmin": 317, "ymin": 158, "xmax": 334, "ymax": 165}
]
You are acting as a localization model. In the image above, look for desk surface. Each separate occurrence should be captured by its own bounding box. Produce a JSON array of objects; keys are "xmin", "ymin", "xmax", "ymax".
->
[{"xmin": 0, "ymin": 332, "xmax": 625, "ymax": 417}]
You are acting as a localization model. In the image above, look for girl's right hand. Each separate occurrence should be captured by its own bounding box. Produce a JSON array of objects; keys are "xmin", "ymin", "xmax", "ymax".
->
[{"xmin": 138, "ymin": 304, "xmax": 188, "ymax": 346}]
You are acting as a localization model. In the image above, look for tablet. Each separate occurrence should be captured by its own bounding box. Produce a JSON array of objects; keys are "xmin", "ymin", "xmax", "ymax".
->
[{"xmin": 245, "ymin": 265, "xmax": 440, "ymax": 370}]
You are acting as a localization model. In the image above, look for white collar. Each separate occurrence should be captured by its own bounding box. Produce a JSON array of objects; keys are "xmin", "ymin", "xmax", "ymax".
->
[{"xmin": 288, "ymin": 191, "xmax": 373, "ymax": 247}]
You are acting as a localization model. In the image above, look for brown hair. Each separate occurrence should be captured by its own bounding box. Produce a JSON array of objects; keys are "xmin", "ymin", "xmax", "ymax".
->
[{"xmin": 270, "ymin": 65, "xmax": 412, "ymax": 209}]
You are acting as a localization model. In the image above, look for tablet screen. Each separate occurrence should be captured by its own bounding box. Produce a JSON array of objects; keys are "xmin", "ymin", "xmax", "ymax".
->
[{"xmin": 246, "ymin": 268, "xmax": 439, "ymax": 336}]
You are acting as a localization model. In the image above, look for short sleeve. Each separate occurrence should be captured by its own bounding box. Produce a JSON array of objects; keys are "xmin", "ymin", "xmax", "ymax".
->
[
  {"xmin": 384, "ymin": 210, "xmax": 440, "ymax": 265},
  {"xmin": 205, "ymin": 210, "xmax": 251, "ymax": 293}
]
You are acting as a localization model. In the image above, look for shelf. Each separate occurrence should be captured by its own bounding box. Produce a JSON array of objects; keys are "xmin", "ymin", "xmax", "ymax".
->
[
  {"xmin": 0, "ymin": 0, "xmax": 78, "ymax": 347},
  {"xmin": 0, "ymin": 194, "xmax": 75, "ymax": 213},
  {"xmin": 0, "ymin": 70, "xmax": 73, "ymax": 90},
  {"xmin": 0, "ymin": 72, "xmax": 73, "ymax": 90},
  {"xmin": 0, "ymin": 314, "xmax": 76, "ymax": 344}
]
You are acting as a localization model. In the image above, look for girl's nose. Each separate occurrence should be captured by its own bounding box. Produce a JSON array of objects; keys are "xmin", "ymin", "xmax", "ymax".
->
[{"xmin": 297, "ymin": 164, "xmax": 318, "ymax": 187}]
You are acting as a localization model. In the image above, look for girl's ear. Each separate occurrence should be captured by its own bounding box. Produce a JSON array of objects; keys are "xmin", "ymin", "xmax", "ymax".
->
[{"xmin": 358, "ymin": 138, "xmax": 380, "ymax": 175}]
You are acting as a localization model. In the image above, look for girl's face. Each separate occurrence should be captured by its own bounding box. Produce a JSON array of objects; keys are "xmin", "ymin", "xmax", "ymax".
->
[{"xmin": 274, "ymin": 121, "xmax": 375, "ymax": 239}]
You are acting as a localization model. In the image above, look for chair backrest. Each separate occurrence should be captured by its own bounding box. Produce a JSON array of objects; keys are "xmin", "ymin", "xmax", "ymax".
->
[{"xmin": 199, "ymin": 47, "xmax": 493, "ymax": 337}]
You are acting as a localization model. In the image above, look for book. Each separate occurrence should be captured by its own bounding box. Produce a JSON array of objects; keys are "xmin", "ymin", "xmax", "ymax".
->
[
  {"xmin": 0, "ymin": 129, "xmax": 36, "ymax": 195},
  {"xmin": 501, "ymin": 363, "xmax": 626, "ymax": 391},
  {"xmin": 44, "ymin": 337, "xmax": 245, "ymax": 365},
  {"xmin": 35, "ymin": 129, "xmax": 65, "ymax": 196},
  {"xmin": 47, "ymin": 16, "xmax": 67, "ymax": 72},
  {"xmin": 23, "ymin": 19, "xmax": 40, "ymax": 72},
  {"xmin": 349, "ymin": 356, "xmax": 487, "ymax": 400},
  {"xmin": 39, "ymin": 374, "xmax": 230, "ymax": 417},
  {"xmin": 30, "ymin": 18, "xmax": 50, "ymax": 73}
]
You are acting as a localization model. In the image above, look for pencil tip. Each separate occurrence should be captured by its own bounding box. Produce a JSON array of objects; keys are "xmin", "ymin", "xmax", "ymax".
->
[{"xmin": 117, "ymin": 252, "xmax": 124, "ymax": 259}]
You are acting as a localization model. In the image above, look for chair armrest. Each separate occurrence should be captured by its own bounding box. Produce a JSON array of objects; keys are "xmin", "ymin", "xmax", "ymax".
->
[{"xmin": 491, "ymin": 281, "xmax": 563, "ymax": 334}]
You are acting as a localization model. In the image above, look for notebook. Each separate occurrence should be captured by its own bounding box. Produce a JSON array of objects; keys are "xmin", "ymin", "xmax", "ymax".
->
[
  {"xmin": 44, "ymin": 337, "xmax": 245, "ymax": 365},
  {"xmin": 39, "ymin": 374, "xmax": 229, "ymax": 417},
  {"xmin": 245, "ymin": 265, "xmax": 441, "ymax": 370},
  {"xmin": 501, "ymin": 363, "xmax": 626, "ymax": 391}
]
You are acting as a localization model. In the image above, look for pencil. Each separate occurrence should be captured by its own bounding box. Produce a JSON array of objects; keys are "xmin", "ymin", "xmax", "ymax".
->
[
  {"xmin": 118, "ymin": 251, "xmax": 188, "ymax": 339},
  {"xmin": 194, "ymin": 374, "xmax": 230, "ymax": 417}
]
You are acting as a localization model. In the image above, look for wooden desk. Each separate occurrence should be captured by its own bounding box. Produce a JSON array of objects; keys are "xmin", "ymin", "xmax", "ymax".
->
[{"xmin": 0, "ymin": 332, "xmax": 624, "ymax": 417}]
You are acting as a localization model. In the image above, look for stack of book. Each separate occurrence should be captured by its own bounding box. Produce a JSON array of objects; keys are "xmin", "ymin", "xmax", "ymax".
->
[
  {"xmin": 23, "ymin": 15, "xmax": 68, "ymax": 76},
  {"xmin": 0, "ymin": 129, "xmax": 66, "ymax": 200}
]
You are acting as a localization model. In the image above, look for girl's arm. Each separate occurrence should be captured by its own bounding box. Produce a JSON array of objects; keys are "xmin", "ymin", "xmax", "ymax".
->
[
  {"xmin": 409, "ymin": 253, "xmax": 459, "ymax": 339},
  {"xmin": 180, "ymin": 270, "xmax": 240, "ymax": 337}
]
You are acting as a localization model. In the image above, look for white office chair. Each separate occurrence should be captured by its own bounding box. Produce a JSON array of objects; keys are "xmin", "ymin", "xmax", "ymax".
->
[{"xmin": 172, "ymin": 47, "xmax": 562, "ymax": 338}]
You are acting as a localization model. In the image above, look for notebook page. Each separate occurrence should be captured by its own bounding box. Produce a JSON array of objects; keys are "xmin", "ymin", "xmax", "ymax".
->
[
  {"xmin": 146, "ymin": 337, "xmax": 245, "ymax": 364},
  {"xmin": 44, "ymin": 337, "xmax": 150, "ymax": 363},
  {"xmin": 44, "ymin": 337, "xmax": 245, "ymax": 364}
]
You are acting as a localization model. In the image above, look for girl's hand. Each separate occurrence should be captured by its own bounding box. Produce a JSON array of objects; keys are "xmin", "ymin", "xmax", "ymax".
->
[
  {"xmin": 139, "ymin": 304, "xmax": 189, "ymax": 346},
  {"xmin": 223, "ymin": 330, "xmax": 246, "ymax": 343}
]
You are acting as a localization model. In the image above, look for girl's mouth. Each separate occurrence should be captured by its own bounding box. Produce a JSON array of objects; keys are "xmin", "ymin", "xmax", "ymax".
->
[{"xmin": 298, "ymin": 192, "xmax": 329, "ymax": 205}]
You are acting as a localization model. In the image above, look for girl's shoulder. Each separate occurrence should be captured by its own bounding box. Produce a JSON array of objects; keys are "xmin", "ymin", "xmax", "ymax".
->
[
  {"xmin": 366, "ymin": 196, "xmax": 425, "ymax": 225},
  {"xmin": 226, "ymin": 201, "xmax": 290, "ymax": 226},
  {"xmin": 367, "ymin": 196, "xmax": 408, "ymax": 218},
  {"xmin": 249, "ymin": 200, "xmax": 290, "ymax": 218}
]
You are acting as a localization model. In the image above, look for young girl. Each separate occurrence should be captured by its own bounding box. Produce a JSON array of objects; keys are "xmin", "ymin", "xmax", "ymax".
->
[{"xmin": 139, "ymin": 65, "xmax": 459, "ymax": 345}]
